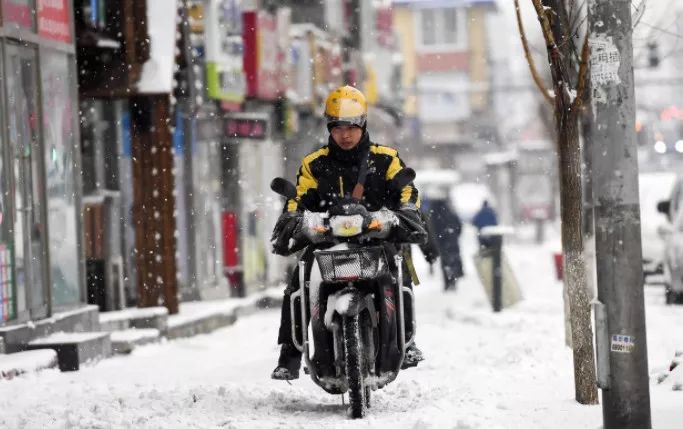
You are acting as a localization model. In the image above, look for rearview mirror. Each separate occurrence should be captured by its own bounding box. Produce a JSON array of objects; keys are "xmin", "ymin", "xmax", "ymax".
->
[
  {"xmin": 391, "ymin": 168, "xmax": 416, "ymax": 191},
  {"xmin": 657, "ymin": 200, "xmax": 672, "ymax": 222},
  {"xmin": 270, "ymin": 177, "xmax": 297, "ymax": 200}
]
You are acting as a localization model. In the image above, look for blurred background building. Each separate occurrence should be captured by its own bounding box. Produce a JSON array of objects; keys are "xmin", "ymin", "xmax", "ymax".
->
[{"xmin": 393, "ymin": 0, "xmax": 498, "ymax": 178}]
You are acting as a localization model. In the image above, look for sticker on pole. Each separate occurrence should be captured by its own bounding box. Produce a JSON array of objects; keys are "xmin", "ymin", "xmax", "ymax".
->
[
  {"xmin": 589, "ymin": 35, "xmax": 621, "ymax": 86},
  {"xmin": 610, "ymin": 334, "xmax": 635, "ymax": 353}
]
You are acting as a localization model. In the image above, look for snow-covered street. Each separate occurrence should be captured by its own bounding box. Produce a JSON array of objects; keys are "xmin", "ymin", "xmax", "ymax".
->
[{"xmin": 2, "ymin": 225, "xmax": 682, "ymax": 429}]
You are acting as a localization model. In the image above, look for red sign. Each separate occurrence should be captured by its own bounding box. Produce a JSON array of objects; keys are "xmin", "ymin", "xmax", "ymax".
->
[
  {"xmin": 243, "ymin": 10, "xmax": 280, "ymax": 100},
  {"xmin": 225, "ymin": 116, "xmax": 268, "ymax": 140},
  {"xmin": 38, "ymin": 0, "xmax": 72, "ymax": 43},
  {"xmin": 3, "ymin": 0, "xmax": 33, "ymax": 29}
]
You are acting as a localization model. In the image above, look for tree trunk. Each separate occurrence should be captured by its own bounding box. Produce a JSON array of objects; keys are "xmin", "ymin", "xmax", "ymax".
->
[
  {"xmin": 555, "ymin": 102, "xmax": 599, "ymax": 404},
  {"xmin": 521, "ymin": 0, "xmax": 599, "ymax": 404}
]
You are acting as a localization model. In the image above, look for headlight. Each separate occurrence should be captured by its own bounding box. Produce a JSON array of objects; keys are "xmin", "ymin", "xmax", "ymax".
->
[{"xmin": 329, "ymin": 215, "xmax": 364, "ymax": 237}]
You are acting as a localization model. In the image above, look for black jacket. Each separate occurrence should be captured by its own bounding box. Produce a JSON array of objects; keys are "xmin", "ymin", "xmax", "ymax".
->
[{"xmin": 286, "ymin": 132, "xmax": 419, "ymax": 213}]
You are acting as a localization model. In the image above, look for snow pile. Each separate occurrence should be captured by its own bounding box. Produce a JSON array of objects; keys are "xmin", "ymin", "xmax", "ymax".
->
[
  {"xmin": 167, "ymin": 294, "xmax": 265, "ymax": 329},
  {"xmin": 0, "ymin": 350, "xmax": 57, "ymax": 379},
  {"xmin": 99, "ymin": 307, "xmax": 168, "ymax": 325},
  {"xmin": 110, "ymin": 329, "xmax": 160, "ymax": 343}
]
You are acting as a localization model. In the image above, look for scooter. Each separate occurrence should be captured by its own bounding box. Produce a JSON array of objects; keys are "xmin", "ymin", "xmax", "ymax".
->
[{"xmin": 270, "ymin": 170, "xmax": 419, "ymax": 418}]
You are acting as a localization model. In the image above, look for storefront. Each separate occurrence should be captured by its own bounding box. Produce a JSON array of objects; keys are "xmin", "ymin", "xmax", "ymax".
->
[{"xmin": 0, "ymin": 0, "xmax": 84, "ymax": 325}]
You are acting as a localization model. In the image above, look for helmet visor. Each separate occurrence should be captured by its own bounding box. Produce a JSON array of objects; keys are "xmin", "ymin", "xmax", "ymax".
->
[{"xmin": 326, "ymin": 114, "xmax": 367, "ymax": 131}]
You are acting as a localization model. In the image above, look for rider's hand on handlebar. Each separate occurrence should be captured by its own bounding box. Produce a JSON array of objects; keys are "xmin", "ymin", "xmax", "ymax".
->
[
  {"xmin": 271, "ymin": 211, "xmax": 303, "ymax": 255},
  {"xmin": 394, "ymin": 204, "xmax": 428, "ymax": 244}
]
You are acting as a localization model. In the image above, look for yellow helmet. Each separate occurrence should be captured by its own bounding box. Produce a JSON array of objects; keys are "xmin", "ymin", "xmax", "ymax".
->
[{"xmin": 324, "ymin": 85, "xmax": 368, "ymax": 131}]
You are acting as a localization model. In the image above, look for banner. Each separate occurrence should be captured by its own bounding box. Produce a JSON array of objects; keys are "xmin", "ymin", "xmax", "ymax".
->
[
  {"xmin": 4, "ymin": 0, "xmax": 33, "ymax": 29},
  {"xmin": 38, "ymin": 0, "xmax": 72, "ymax": 43},
  {"xmin": 205, "ymin": 0, "xmax": 245, "ymax": 102}
]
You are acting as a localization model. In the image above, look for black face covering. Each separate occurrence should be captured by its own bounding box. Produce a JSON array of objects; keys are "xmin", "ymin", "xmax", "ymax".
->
[{"xmin": 327, "ymin": 130, "xmax": 371, "ymax": 165}]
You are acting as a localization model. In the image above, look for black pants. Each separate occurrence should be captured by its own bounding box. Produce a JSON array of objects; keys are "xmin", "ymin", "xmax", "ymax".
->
[{"xmin": 277, "ymin": 245, "xmax": 415, "ymax": 347}]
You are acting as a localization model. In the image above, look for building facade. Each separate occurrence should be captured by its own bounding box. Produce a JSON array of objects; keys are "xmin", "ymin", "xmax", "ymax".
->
[
  {"xmin": 393, "ymin": 0, "xmax": 497, "ymax": 174},
  {"xmin": 0, "ymin": 0, "xmax": 85, "ymax": 326}
]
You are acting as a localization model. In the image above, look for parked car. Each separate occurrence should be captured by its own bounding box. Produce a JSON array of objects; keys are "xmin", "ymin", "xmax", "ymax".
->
[
  {"xmin": 656, "ymin": 175, "xmax": 683, "ymax": 303},
  {"xmin": 641, "ymin": 172, "xmax": 678, "ymax": 280}
]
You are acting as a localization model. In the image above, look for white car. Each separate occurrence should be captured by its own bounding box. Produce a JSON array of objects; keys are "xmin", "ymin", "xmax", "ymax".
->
[
  {"xmin": 640, "ymin": 172, "xmax": 678, "ymax": 277},
  {"xmin": 657, "ymin": 176, "xmax": 683, "ymax": 303}
]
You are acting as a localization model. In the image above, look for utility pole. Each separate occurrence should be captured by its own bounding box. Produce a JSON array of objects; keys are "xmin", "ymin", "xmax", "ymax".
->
[{"xmin": 588, "ymin": 1, "xmax": 652, "ymax": 428}]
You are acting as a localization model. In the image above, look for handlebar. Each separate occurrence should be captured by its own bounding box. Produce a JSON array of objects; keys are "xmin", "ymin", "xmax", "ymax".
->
[{"xmin": 299, "ymin": 208, "xmax": 399, "ymax": 245}]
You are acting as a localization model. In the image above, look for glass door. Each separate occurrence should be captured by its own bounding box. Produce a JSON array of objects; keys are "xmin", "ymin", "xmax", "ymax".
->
[
  {"xmin": 5, "ymin": 42, "xmax": 48, "ymax": 319},
  {"xmin": 0, "ymin": 49, "xmax": 16, "ymax": 323}
]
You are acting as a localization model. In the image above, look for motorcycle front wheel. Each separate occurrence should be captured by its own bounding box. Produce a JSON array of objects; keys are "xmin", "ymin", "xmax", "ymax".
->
[{"xmin": 343, "ymin": 314, "xmax": 367, "ymax": 418}]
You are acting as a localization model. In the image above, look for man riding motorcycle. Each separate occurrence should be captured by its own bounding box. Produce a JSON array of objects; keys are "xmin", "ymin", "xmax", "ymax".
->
[{"xmin": 270, "ymin": 86, "xmax": 426, "ymax": 381}]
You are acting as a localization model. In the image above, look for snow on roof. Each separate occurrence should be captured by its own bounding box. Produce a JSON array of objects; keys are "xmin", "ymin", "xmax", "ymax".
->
[{"xmin": 137, "ymin": 0, "xmax": 179, "ymax": 94}]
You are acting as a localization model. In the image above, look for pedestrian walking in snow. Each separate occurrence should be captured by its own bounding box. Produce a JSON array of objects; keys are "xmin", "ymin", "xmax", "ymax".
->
[
  {"xmin": 421, "ymin": 190, "xmax": 464, "ymax": 291},
  {"xmin": 472, "ymin": 200, "xmax": 498, "ymax": 250}
]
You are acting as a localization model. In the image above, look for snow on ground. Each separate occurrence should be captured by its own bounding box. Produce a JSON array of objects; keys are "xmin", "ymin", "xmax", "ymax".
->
[
  {"xmin": 0, "ymin": 350, "xmax": 57, "ymax": 379},
  {"xmin": 1, "ymin": 226, "xmax": 682, "ymax": 428}
]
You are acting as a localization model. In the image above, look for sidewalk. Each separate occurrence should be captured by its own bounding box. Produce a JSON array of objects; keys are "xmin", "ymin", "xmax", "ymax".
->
[
  {"xmin": 165, "ymin": 287, "xmax": 284, "ymax": 339},
  {"xmin": 0, "ymin": 286, "xmax": 285, "ymax": 378}
]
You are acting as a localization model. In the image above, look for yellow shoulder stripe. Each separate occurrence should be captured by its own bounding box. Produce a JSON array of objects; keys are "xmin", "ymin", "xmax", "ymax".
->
[
  {"xmin": 303, "ymin": 146, "xmax": 330, "ymax": 166},
  {"xmin": 287, "ymin": 147, "xmax": 329, "ymax": 212},
  {"xmin": 369, "ymin": 145, "xmax": 398, "ymax": 157}
]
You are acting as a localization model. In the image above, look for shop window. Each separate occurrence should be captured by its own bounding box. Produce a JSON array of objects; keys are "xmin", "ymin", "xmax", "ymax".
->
[
  {"xmin": 0, "ymin": 54, "xmax": 15, "ymax": 322},
  {"xmin": 4, "ymin": 43, "xmax": 48, "ymax": 318},
  {"xmin": 41, "ymin": 50, "xmax": 81, "ymax": 308}
]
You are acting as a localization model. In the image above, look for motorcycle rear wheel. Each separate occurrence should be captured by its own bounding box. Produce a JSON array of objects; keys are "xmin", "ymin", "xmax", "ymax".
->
[{"xmin": 343, "ymin": 314, "xmax": 367, "ymax": 418}]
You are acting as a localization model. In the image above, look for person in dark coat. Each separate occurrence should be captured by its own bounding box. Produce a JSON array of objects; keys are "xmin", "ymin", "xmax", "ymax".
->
[
  {"xmin": 423, "ymin": 197, "xmax": 464, "ymax": 290},
  {"xmin": 472, "ymin": 200, "xmax": 499, "ymax": 250}
]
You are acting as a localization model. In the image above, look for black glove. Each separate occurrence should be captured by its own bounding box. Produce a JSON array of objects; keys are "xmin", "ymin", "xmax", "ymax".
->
[
  {"xmin": 394, "ymin": 204, "xmax": 428, "ymax": 244},
  {"xmin": 271, "ymin": 211, "xmax": 303, "ymax": 256},
  {"xmin": 419, "ymin": 211, "xmax": 440, "ymax": 263},
  {"xmin": 420, "ymin": 242, "xmax": 439, "ymax": 264}
]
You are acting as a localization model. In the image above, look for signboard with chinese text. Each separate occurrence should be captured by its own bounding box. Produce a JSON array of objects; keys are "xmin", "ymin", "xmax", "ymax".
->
[
  {"xmin": 242, "ymin": 10, "xmax": 279, "ymax": 100},
  {"xmin": 275, "ymin": 8, "xmax": 291, "ymax": 95},
  {"xmin": 38, "ymin": 0, "xmax": 72, "ymax": 43},
  {"xmin": 224, "ymin": 113, "xmax": 269, "ymax": 140},
  {"xmin": 3, "ymin": 0, "xmax": 34, "ymax": 30},
  {"xmin": 205, "ymin": 0, "xmax": 245, "ymax": 102}
]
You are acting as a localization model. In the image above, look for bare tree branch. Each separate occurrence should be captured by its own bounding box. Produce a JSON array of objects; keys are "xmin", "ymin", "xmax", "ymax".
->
[
  {"xmin": 514, "ymin": 0, "xmax": 554, "ymax": 104},
  {"xmin": 632, "ymin": 0, "xmax": 647, "ymax": 28},
  {"xmin": 532, "ymin": 0, "xmax": 559, "ymax": 51}
]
